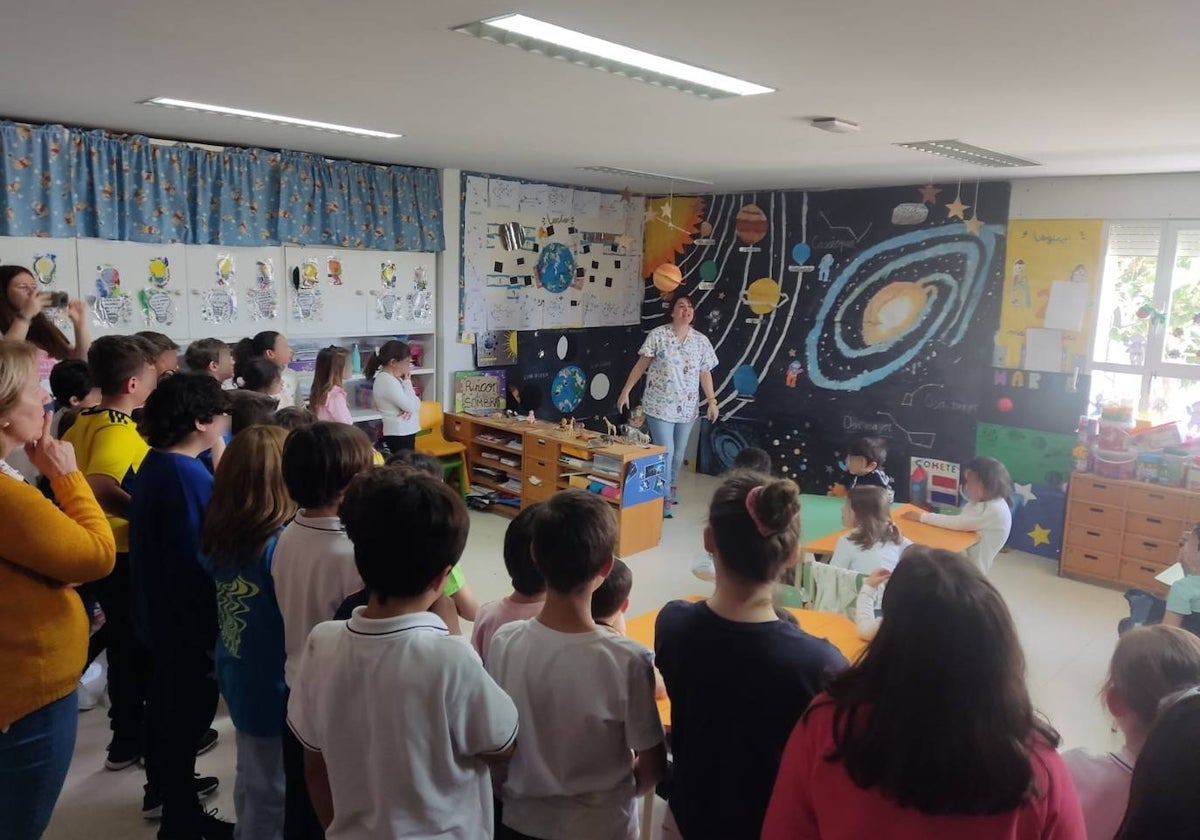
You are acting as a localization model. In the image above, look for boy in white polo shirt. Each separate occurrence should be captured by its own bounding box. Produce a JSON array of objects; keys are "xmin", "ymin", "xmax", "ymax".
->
[
  {"xmin": 287, "ymin": 468, "xmax": 519, "ymax": 840},
  {"xmin": 487, "ymin": 490, "xmax": 667, "ymax": 840}
]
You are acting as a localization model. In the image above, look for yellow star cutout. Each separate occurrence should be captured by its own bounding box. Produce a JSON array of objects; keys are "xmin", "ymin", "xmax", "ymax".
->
[
  {"xmin": 963, "ymin": 214, "xmax": 984, "ymax": 236},
  {"xmin": 945, "ymin": 195, "xmax": 970, "ymax": 220},
  {"xmin": 659, "ymin": 200, "xmax": 674, "ymax": 221},
  {"xmin": 918, "ymin": 183, "xmax": 941, "ymax": 204},
  {"xmin": 1028, "ymin": 524, "xmax": 1051, "ymax": 547},
  {"xmin": 614, "ymin": 234, "xmax": 633, "ymax": 250}
]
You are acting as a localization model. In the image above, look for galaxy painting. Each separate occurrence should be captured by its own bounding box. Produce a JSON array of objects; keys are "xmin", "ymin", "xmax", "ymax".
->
[{"xmin": 640, "ymin": 182, "xmax": 1012, "ymax": 496}]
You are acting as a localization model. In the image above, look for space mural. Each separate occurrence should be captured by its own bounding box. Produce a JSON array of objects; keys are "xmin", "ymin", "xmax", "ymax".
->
[{"xmin": 640, "ymin": 182, "xmax": 1012, "ymax": 498}]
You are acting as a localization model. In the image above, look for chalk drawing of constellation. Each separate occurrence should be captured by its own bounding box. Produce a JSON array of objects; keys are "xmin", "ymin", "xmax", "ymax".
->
[
  {"xmin": 876, "ymin": 412, "xmax": 936, "ymax": 449},
  {"xmin": 819, "ymin": 211, "xmax": 873, "ymax": 244},
  {"xmin": 901, "ymin": 383, "xmax": 943, "ymax": 406}
]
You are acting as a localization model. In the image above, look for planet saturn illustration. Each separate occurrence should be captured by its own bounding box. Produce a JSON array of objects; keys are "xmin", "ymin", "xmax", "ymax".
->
[{"xmin": 740, "ymin": 277, "xmax": 789, "ymax": 315}]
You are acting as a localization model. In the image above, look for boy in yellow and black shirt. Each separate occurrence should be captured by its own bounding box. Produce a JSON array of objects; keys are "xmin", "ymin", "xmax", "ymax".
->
[{"xmin": 64, "ymin": 335, "xmax": 157, "ymax": 770}]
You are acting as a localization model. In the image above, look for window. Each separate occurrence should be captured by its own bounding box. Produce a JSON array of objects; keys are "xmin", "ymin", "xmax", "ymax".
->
[{"xmin": 1090, "ymin": 222, "xmax": 1200, "ymax": 426}]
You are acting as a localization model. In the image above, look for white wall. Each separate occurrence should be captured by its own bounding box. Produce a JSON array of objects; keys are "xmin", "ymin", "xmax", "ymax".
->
[
  {"xmin": 436, "ymin": 168, "xmax": 474, "ymax": 409},
  {"xmin": 1010, "ymin": 173, "xmax": 1200, "ymax": 220}
]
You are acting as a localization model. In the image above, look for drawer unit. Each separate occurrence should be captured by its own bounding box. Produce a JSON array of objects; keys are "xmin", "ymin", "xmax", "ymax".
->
[
  {"xmin": 1119, "ymin": 559, "xmax": 1170, "ymax": 594},
  {"xmin": 1124, "ymin": 511, "xmax": 1185, "ymax": 542},
  {"xmin": 1122, "ymin": 532, "xmax": 1180, "ymax": 566},
  {"xmin": 1061, "ymin": 546, "xmax": 1120, "ymax": 580},
  {"xmin": 1188, "ymin": 496, "xmax": 1200, "ymax": 524},
  {"xmin": 1126, "ymin": 485, "xmax": 1189, "ymax": 519},
  {"xmin": 1070, "ymin": 476, "xmax": 1128, "ymax": 508},
  {"xmin": 523, "ymin": 479, "xmax": 555, "ymax": 505},
  {"xmin": 446, "ymin": 415, "xmax": 469, "ymax": 443},
  {"xmin": 525, "ymin": 435, "xmax": 559, "ymax": 461},
  {"xmin": 1065, "ymin": 523, "xmax": 1122, "ymax": 554},
  {"xmin": 1067, "ymin": 500, "xmax": 1123, "ymax": 531},
  {"xmin": 525, "ymin": 457, "xmax": 558, "ymax": 483}
]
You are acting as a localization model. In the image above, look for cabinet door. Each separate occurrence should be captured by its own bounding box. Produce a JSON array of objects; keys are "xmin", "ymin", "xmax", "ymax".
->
[
  {"xmin": 184, "ymin": 245, "xmax": 286, "ymax": 341},
  {"xmin": 365, "ymin": 252, "xmax": 437, "ymax": 334},
  {"xmin": 282, "ymin": 246, "xmax": 368, "ymax": 337},
  {"xmin": 0, "ymin": 237, "xmax": 82, "ymax": 343},
  {"xmin": 75, "ymin": 239, "xmax": 189, "ymax": 341}
]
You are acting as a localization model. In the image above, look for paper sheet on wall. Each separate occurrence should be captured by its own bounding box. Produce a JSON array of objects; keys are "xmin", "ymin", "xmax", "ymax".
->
[
  {"xmin": 1023, "ymin": 328, "xmax": 1063, "ymax": 372},
  {"xmin": 488, "ymin": 178, "xmax": 520, "ymax": 211},
  {"xmin": 546, "ymin": 186, "xmax": 573, "ymax": 216},
  {"xmin": 572, "ymin": 191, "xmax": 601, "ymax": 218},
  {"xmin": 597, "ymin": 193, "xmax": 624, "ymax": 221},
  {"xmin": 1043, "ymin": 281, "xmax": 1089, "ymax": 332},
  {"xmin": 519, "ymin": 183, "xmax": 549, "ymax": 215}
]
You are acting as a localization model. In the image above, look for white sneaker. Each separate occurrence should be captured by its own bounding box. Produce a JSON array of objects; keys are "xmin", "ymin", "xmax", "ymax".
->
[
  {"xmin": 691, "ymin": 554, "xmax": 716, "ymax": 582},
  {"xmin": 78, "ymin": 661, "xmax": 106, "ymax": 711}
]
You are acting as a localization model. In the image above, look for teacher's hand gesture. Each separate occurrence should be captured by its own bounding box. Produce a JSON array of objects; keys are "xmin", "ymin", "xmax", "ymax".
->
[
  {"xmin": 705, "ymin": 398, "xmax": 719, "ymax": 423},
  {"xmin": 616, "ymin": 390, "xmax": 631, "ymax": 413}
]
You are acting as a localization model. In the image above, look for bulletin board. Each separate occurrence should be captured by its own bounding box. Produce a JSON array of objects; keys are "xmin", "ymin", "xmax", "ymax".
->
[
  {"xmin": 460, "ymin": 173, "xmax": 644, "ymax": 332},
  {"xmin": 994, "ymin": 220, "xmax": 1104, "ymax": 373}
]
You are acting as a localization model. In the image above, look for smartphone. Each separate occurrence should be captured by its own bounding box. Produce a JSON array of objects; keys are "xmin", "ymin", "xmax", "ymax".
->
[{"xmin": 42, "ymin": 291, "xmax": 68, "ymax": 308}]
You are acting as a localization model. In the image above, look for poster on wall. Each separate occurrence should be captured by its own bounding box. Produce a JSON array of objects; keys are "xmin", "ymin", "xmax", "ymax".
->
[
  {"xmin": 454, "ymin": 370, "xmax": 507, "ymax": 416},
  {"xmin": 474, "ymin": 330, "xmax": 519, "ymax": 368},
  {"xmin": 643, "ymin": 183, "xmax": 1012, "ymax": 495},
  {"xmin": 909, "ymin": 457, "xmax": 960, "ymax": 511},
  {"xmin": 995, "ymin": 220, "xmax": 1104, "ymax": 373},
  {"xmin": 460, "ymin": 174, "xmax": 644, "ymax": 332}
]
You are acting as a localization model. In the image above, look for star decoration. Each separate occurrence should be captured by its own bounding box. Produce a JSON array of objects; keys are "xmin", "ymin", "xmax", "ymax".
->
[
  {"xmin": 1014, "ymin": 483, "xmax": 1038, "ymax": 503},
  {"xmin": 963, "ymin": 214, "xmax": 983, "ymax": 236},
  {"xmin": 945, "ymin": 195, "xmax": 970, "ymax": 220},
  {"xmin": 614, "ymin": 234, "xmax": 633, "ymax": 250},
  {"xmin": 788, "ymin": 348, "xmax": 797, "ymax": 357},
  {"xmin": 718, "ymin": 292, "xmax": 726, "ymax": 299},
  {"xmin": 620, "ymin": 187, "xmax": 632, "ymax": 203},
  {"xmin": 659, "ymin": 200, "xmax": 674, "ymax": 221},
  {"xmin": 1028, "ymin": 524, "xmax": 1052, "ymax": 547},
  {"xmin": 918, "ymin": 183, "xmax": 942, "ymax": 204}
]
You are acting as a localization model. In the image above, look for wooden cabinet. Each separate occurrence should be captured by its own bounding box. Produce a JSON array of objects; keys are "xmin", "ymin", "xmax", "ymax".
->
[
  {"xmin": 1061, "ymin": 473, "xmax": 1193, "ymax": 595},
  {"xmin": 448, "ymin": 412, "xmax": 668, "ymax": 557}
]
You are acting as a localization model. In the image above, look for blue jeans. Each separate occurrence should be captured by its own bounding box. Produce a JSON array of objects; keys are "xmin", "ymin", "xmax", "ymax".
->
[
  {"xmin": 645, "ymin": 414, "xmax": 696, "ymax": 497},
  {"xmin": 234, "ymin": 731, "xmax": 285, "ymax": 840},
  {"xmin": 0, "ymin": 690, "xmax": 78, "ymax": 840}
]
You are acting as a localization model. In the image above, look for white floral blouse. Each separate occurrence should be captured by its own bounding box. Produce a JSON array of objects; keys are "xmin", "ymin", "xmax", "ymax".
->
[{"xmin": 638, "ymin": 325, "xmax": 719, "ymax": 423}]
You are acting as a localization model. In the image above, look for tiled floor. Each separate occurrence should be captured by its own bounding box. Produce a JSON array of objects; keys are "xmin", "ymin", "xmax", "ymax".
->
[{"xmin": 44, "ymin": 469, "xmax": 1127, "ymax": 839}]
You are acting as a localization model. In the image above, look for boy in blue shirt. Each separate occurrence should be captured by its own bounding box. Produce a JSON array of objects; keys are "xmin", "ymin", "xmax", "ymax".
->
[
  {"xmin": 1165, "ymin": 524, "xmax": 1200, "ymax": 634},
  {"xmin": 130, "ymin": 373, "xmax": 233, "ymax": 840}
]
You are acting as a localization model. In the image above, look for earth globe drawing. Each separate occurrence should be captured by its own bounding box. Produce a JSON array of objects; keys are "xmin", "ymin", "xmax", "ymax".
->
[
  {"xmin": 551, "ymin": 364, "xmax": 587, "ymax": 413},
  {"xmin": 537, "ymin": 243, "xmax": 576, "ymax": 294}
]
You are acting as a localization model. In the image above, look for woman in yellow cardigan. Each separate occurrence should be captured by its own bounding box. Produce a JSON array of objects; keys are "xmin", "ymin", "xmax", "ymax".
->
[{"xmin": 0, "ymin": 340, "xmax": 115, "ymax": 839}]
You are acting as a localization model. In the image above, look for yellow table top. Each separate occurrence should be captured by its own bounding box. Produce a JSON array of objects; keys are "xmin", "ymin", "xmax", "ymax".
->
[
  {"xmin": 801, "ymin": 502, "xmax": 979, "ymax": 555},
  {"xmin": 626, "ymin": 597, "xmax": 867, "ymax": 727}
]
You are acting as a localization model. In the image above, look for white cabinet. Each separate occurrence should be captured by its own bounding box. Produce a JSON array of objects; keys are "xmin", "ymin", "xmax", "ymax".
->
[
  {"xmin": 282, "ymin": 246, "xmax": 368, "ymax": 337},
  {"xmin": 183, "ymin": 245, "xmax": 287, "ymax": 340},
  {"xmin": 365, "ymin": 252, "xmax": 436, "ymax": 334},
  {"xmin": 0, "ymin": 237, "xmax": 82, "ymax": 340},
  {"xmin": 75, "ymin": 240, "xmax": 189, "ymax": 340}
]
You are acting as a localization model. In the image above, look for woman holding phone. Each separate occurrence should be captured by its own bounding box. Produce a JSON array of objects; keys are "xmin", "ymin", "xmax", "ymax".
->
[{"xmin": 1, "ymin": 265, "xmax": 90, "ymax": 362}]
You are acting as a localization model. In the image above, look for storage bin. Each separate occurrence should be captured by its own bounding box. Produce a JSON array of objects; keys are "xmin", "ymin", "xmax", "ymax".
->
[
  {"xmin": 1159, "ymin": 448, "xmax": 1189, "ymax": 487},
  {"xmin": 1134, "ymin": 452, "xmax": 1162, "ymax": 483},
  {"xmin": 1094, "ymin": 449, "xmax": 1136, "ymax": 480}
]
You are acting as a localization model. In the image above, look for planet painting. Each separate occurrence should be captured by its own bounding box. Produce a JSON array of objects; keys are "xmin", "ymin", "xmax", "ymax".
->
[
  {"xmin": 551, "ymin": 364, "xmax": 587, "ymax": 413},
  {"xmin": 652, "ymin": 263, "xmax": 683, "ymax": 296},
  {"xmin": 740, "ymin": 277, "xmax": 790, "ymax": 315},
  {"xmin": 536, "ymin": 242, "xmax": 576, "ymax": 294},
  {"xmin": 735, "ymin": 204, "xmax": 769, "ymax": 246},
  {"xmin": 861, "ymin": 281, "xmax": 932, "ymax": 345},
  {"xmin": 733, "ymin": 364, "xmax": 760, "ymax": 399}
]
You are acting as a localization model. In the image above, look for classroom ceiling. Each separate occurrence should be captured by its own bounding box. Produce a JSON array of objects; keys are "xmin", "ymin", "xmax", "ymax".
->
[{"xmin": 3, "ymin": 0, "xmax": 1199, "ymax": 192}]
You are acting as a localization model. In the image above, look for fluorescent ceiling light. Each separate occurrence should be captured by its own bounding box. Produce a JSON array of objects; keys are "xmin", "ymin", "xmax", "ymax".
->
[
  {"xmin": 578, "ymin": 166, "xmax": 713, "ymax": 186},
  {"xmin": 453, "ymin": 14, "xmax": 773, "ymax": 99},
  {"xmin": 141, "ymin": 98, "xmax": 401, "ymax": 139},
  {"xmin": 894, "ymin": 139, "xmax": 1038, "ymax": 168}
]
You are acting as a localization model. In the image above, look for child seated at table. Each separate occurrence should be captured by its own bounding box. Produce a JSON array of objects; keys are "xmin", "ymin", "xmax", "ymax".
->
[
  {"xmin": 656, "ymin": 472, "xmax": 848, "ymax": 840},
  {"xmin": 471, "ymin": 504, "xmax": 545, "ymax": 663},
  {"xmin": 1164, "ymin": 523, "xmax": 1200, "ymax": 633},
  {"xmin": 842, "ymin": 436, "xmax": 894, "ymax": 502},
  {"xmin": 830, "ymin": 487, "xmax": 911, "ymax": 574},
  {"xmin": 903, "ymin": 456, "xmax": 1012, "ymax": 573}
]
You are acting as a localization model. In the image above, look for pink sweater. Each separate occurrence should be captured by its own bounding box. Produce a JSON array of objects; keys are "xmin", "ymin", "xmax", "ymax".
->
[{"xmin": 315, "ymin": 386, "xmax": 353, "ymax": 424}]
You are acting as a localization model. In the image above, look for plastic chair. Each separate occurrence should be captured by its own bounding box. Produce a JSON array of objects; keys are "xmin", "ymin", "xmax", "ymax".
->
[{"xmin": 414, "ymin": 401, "xmax": 470, "ymax": 498}]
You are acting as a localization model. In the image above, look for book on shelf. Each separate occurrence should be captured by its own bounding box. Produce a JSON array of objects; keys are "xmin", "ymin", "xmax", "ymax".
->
[
  {"xmin": 586, "ymin": 474, "xmax": 618, "ymax": 488},
  {"xmin": 499, "ymin": 457, "xmax": 520, "ymax": 467},
  {"xmin": 560, "ymin": 455, "xmax": 591, "ymax": 470},
  {"xmin": 504, "ymin": 440, "xmax": 524, "ymax": 451},
  {"xmin": 476, "ymin": 433, "xmax": 506, "ymax": 443},
  {"xmin": 593, "ymin": 454, "xmax": 622, "ymax": 475},
  {"xmin": 479, "ymin": 451, "xmax": 500, "ymax": 461}
]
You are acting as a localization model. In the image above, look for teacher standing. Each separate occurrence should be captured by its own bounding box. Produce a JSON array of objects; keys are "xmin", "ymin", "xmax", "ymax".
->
[{"xmin": 618, "ymin": 294, "xmax": 718, "ymax": 517}]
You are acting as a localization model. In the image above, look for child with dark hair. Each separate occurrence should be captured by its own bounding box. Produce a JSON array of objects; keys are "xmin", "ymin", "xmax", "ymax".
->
[
  {"xmin": 732, "ymin": 446, "xmax": 772, "ymax": 474},
  {"xmin": 842, "ymin": 436, "xmax": 894, "ymax": 501},
  {"xmin": 63, "ymin": 334, "xmax": 158, "ymax": 770},
  {"xmin": 184, "ymin": 338, "xmax": 234, "ymax": 384},
  {"xmin": 233, "ymin": 331, "xmax": 296, "ymax": 408},
  {"xmin": 385, "ymin": 448, "xmax": 443, "ymax": 476},
  {"xmin": 471, "ymin": 504, "xmax": 546, "ymax": 663},
  {"xmin": 271, "ymin": 422, "xmax": 375, "ymax": 838},
  {"xmin": 237, "ymin": 357, "xmax": 283, "ymax": 400},
  {"xmin": 226, "ymin": 390, "xmax": 279, "ymax": 436},
  {"xmin": 129, "ymin": 373, "xmax": 232, "ymax": 836},
  {"xmin": 366, "ymin": 340, "xmax": 421, "ymax": 453},
  {"xmin": 136, "ymin": 331, "xmax": 181, "ymax": 377},
  {"xmin": 48, "ymin": 358, "xmax": 99, "ymax": 438},
  {"xmin": 657, "ymin": 472, "xmax": 847, "ymax": 840},
  {"xmin": 288, "ymin": 468, "xmax": 519, "ymax": 838},
  {"xmin": 271, "ymin": 406, "xmax": 317, "ymax": 432},
  {"xmin": 762, "ymin": 547, "xmax": 1083, "ymax": 838},
  {"xmin": 487, "ymin": 490, "xmax": 666, "ymax": 840},
  {"xmin": 591, "ymin": 557, "xmax": 633, "ymax": 634},
  {"xmin": 903, "ymin": 455, "xmax": 1013, "ymax": 573}
]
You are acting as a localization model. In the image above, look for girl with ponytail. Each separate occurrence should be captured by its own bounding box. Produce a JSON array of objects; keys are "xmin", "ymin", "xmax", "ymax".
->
[{"xmin": 830, "ymin": 486, "xmax": 911, "ymax": 574}]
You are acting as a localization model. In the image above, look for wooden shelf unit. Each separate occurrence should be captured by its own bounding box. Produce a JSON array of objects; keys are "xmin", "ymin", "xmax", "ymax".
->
[
  {"xmin": 1061, "ymin": 473, "xmax": 1200, "ymax": 595},
  {"xmin": 445, "ymin": 412, "xmax": 668, "ymax": 557}
]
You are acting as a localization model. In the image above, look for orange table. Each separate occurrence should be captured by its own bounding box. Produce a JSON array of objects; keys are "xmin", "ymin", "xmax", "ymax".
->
[
  {"xmin": 802, "ymin": 502, "xmax": 979, "ymax": 555},
  {"xmin": 626, "ymin": 598, "xmax": 867, "ymax": 726}
]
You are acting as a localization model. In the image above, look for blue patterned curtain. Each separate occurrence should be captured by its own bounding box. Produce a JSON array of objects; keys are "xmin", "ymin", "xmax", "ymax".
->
[{"xmin": 0, "ymin": 122, "xmax": 443, "ymax": 251}]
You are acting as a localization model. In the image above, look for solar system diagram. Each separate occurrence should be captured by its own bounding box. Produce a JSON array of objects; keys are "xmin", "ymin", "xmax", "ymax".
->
[{"xmin": 639, "ymin": 182, "xmax": 1012, "ymax": 494}]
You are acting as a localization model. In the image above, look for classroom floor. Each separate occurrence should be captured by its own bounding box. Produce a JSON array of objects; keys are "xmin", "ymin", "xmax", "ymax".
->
[{"xmin": 45, "ymin": 469, "xmax": 1128, "ymax": 840}]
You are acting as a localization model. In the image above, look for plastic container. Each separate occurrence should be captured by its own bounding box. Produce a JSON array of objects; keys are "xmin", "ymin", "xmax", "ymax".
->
[
  {"xmin": 1159, "ymin": 448, "xmax": 1189, "ymax": 487},
  {"xmin": 1134, "ymin": 452, "xmax": 1162, "ymax": 483},
  {"xmin": 1187, "ymin": 460, "xmax": 1200, "ymax": 491},
  {"xmin": 1094, "ymin": 449, "xmax": 1136, "ymax": 480},
  {"xmin": 1098, "ymin": 421, "xmax": 1131, "ymax": 451}
]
